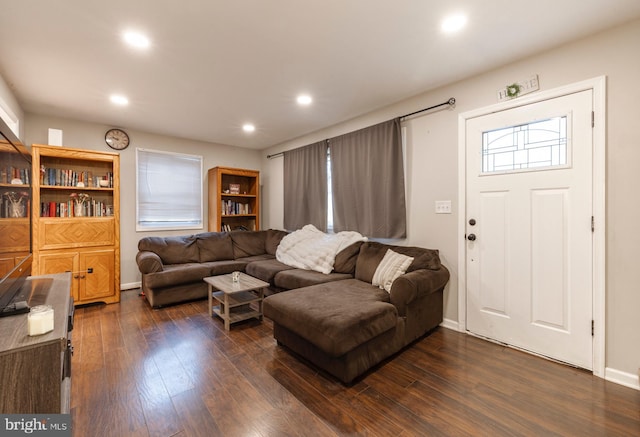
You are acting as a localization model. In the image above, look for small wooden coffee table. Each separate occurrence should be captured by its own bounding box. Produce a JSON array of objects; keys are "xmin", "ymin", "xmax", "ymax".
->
[{"xmin": 204, "ymin": 272, "xmax": 269, "ymax": 331}]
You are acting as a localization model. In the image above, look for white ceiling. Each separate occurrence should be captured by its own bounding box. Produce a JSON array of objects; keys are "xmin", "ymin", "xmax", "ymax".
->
[{"xmin": 1, "ymin": 0, "xmax": 639, "ymax": 150}]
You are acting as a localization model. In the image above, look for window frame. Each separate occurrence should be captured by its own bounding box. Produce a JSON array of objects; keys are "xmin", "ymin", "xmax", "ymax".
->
[
  {"xmin": 481, "ymin": 115, "xmax": 570, "ymax": 175},
  {"xmin": 136, "ymin": 147, "xmax": 204, "ymax": 232}
]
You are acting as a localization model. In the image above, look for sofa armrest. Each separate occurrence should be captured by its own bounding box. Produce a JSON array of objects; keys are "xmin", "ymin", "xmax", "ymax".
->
[
  {"xmin": 389, "ymin": 266, "xmax": 450, "ymax": 316},
  {"xmin": 136, "ymin": 251, "xmax": 164, "ymax": 274}
]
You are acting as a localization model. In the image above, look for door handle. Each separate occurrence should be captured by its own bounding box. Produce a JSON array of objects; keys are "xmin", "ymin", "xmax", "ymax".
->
[{"xmin": 467, "ymin": 234, "xmax": 476, "ymax": 241}]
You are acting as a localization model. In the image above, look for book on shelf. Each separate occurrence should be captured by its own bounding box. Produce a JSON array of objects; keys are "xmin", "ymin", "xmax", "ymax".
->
[
  {"xmin": 1, "ymin": 166, "xmax": 30, "ymax": 184},
  {"xmin": 221, "ymin": 222, "xmax": 254, "ymax": 232},
  {"xmin": 220, "ymin": 200, "xmax": 251, "ymax": 216},
  {"xmin": 40, "ymin": 166, "xmax": 114, "ymax": 188},
  {"xmin": 40, "ymin": 199, "xmax": 113, "ymax": 218}
]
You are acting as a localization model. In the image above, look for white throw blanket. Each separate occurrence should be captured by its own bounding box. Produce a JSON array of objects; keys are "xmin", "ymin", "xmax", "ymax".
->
[{"xmin": 276, "ymin": 224, "xmax": 367, "ymax": 274}]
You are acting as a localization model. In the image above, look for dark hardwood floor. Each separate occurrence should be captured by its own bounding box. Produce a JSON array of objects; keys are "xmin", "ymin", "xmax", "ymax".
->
[{"xmin": 70, "ymin": 289, "xmax": 640, "ymax": 437}]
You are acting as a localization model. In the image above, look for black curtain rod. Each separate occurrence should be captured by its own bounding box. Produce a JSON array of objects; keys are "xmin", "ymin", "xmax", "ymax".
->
[
  {"xmin": 267, "ymin": 138, "xmax": 328, "ymax": 159},
  {"xmin": 400, "ymin": 97, "xmax": 456, "ymax": 119},
  {"xmin": 267, "ymin": 97, "xmax": 456, "ymax": 159}
]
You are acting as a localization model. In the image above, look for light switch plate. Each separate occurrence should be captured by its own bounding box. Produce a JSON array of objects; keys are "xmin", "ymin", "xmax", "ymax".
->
[{"xmin": 435, "ymin": 200, "xmax": 452, "ymax": 214}]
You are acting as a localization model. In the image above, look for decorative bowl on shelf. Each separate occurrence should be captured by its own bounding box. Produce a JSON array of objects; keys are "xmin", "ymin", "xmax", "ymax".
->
[{"xmin": 99, "ymin": 179, "xmax": 110, "ymax": 187}]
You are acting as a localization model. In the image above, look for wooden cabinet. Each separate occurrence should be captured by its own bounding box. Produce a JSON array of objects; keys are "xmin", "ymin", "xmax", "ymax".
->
[
  {"xmin": 208, "ymin": 166, "xmax": 260, "ymax": 232},
  {"xmin": 0, "ymin": 219, "xmax": 29, "ymax": 278},
  {"xmin": 0, "ymin": 141, "xmax": 31, "ymax": 278},
  {"xmin": 31, "ymin": 144, "xmax": 120, "ymax": 305},
  {"xmin": 0, "ymin": 273, "xmax": 73, "ymax": 413},
  {"xmin": 39, "ymin": 248, "xmax": 115, "ymax": 303}
]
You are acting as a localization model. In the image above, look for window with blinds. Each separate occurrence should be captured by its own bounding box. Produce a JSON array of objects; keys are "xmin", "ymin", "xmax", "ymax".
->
[{"xmin": 136, "ymin": 148, "xmax": 203, "ymax": 231}]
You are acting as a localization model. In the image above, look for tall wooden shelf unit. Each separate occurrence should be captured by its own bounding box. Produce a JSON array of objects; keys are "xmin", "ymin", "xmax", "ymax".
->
[
  {"xmin": 31, "ymin": 144, "xmax": 120, "ymax": 305},
  {"xmin": 0, "ymin": 142, "xmax": 31, "ymax": 278},
  {"xmin": 208, "ymin": 166, "xmax": 260, "ymax": 232}
]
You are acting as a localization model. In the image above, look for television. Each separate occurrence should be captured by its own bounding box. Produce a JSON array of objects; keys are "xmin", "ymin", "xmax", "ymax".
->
[{"xmin": 0, "ymin": 116, "xmax": 33, "ymax": 316}]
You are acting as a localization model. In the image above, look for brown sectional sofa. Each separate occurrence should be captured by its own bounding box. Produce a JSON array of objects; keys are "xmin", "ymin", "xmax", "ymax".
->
[{"xmin": 136, "ymin": 230, "xmax": 450, "ymax": 383}]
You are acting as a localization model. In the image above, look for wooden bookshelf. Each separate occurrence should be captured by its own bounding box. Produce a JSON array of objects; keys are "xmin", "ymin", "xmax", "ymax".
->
[
  {"xmin": 208, "ymin": 167, "xmax": 259, "ymax": 232},
  {"xmin": 0, "ymin": 141, "xmax": 31, "ymax": 278},
  {"xmin": 31, "ymin": 144, "xmax": 120, "ymax": 305}
]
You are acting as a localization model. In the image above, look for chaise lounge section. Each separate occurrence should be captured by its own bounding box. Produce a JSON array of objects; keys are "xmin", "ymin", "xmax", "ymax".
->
[{"xmin": 263, "ymin": 241, "xmax": 449, "ymax": 383}]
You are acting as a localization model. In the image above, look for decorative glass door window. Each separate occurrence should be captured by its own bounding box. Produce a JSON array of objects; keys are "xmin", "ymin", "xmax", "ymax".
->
[{"xmin": 482, "ymin": 116, "xmax": 568, "ymax": 173}]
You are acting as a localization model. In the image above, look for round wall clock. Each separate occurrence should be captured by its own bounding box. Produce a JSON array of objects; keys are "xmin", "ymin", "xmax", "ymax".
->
[{"xmin": 105, "ymin": 128, "xmax": 130, "ymax": 150}]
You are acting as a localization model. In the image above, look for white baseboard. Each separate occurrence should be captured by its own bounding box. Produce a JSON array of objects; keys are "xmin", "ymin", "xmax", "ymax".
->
[
  {"xmin": 440, "ymin": 318, "xmax": 461, "ymax": 331},
  {"xmin": 120, "ymin": 281, "xmax": 141, "ymax": 291},
  {"xmin": 605, "ymin": 367, "xmax": 640, "ymax": 391}
]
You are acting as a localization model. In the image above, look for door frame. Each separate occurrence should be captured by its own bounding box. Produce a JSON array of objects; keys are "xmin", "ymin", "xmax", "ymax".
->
[{"xmin": 456, "ymin": 76, "xmax": 606, "ymax": 377}]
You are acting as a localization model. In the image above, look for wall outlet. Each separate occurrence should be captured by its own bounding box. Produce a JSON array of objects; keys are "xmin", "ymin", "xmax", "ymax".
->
[{"xmin": 435, "ymin": 200, "xmax": 452, "ymax": 214}]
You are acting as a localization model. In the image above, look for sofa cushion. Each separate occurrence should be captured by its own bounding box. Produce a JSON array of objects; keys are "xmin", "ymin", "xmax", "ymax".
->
[
  {"xmin": 196, "ymin": 232, "xmax": 234, "ymax": 262},
  {"xmin": 355, "ymin": 242, "xmax": 442, "ymax": 283},
  {"xmin": 201, "ymin": 260, "xmax": 249, "ymax": 276},
  {"xmin": 230, "ymin": 230, "xmax": 268, "ymax": 258},
  {"xmin": 144, "ymin": 262, "xmax": 212, "ymax": 288},
  {"xmin": 138, "ymin": 235, "xmax": 199, "ymax": 265},
  {"xmin": 263, "ymin": 279, "xmax": 396, "ymax": 357},
  {"xmin": 236, "ymin": 254, "xmax": 275, "ymax": 263},
  {"xmin": 245, "ymin": 259, "xmax": 295, "ymax": 284},
  {"xmin": 333, "ymin": 241, "xmax": 363, "ymax": 274},
  {"xmin": 274, "ymin": 269, "xmax": 353, "ymax": 290},
  {"xmin": 266, "ymin": 229, "xmax": 289, "ymax": 255}
]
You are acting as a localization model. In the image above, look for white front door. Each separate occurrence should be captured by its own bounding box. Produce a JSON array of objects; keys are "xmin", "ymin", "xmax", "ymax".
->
[{"xmin": 465, "ymin": 90, "xmax": 593, "ymax": 369}]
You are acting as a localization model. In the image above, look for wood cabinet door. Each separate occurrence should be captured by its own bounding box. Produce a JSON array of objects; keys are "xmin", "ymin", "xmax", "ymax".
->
[
  {"xmin": 39, "ymin": 252, "xmax": 79, "ymax": 300},
  {"xmin": 38, "ymin": 252, "xmax": 77, "ymax": 274},
  {"xmin": 79, "ymin": 249, "xmax": 115, "ymax": 301},
  {"xmin": 0, "ymin": 257, "xmax": 14, "ymax": 278}
]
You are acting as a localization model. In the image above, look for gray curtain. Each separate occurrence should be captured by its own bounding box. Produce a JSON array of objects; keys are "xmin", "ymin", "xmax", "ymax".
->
[
  {"xmin": 330, "ymin": 118, "xmax": 406, "ymax": 238},
  {"xmin": 283, "ymin": 140, "xmax": 328, "ymax": 231}
]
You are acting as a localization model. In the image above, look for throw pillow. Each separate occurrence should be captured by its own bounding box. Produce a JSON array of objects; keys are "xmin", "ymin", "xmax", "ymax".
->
[
  {"xmin": 333, "ymin": 241, "xmax": 364, "ymax": 274},
  {"xmin": 354, "ymin": 242, "xmax": 389, "ymax": 283},
  {"xmin": 372, "ymin": 249, "xmax": 414, "ymax": 293}
]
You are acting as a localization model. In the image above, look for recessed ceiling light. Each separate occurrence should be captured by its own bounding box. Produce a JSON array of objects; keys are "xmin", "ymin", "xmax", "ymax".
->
[
  {"xmin": 110, "ymin": 94, "xmax": 129, "ymax": 106},
  {"xmin": 296, "ymin": 94, "xmax": 313, "ymax": 106},
  {"xmin": 123, "ymin": 31, "xmax": 150, "ymax": 49},
  {"xmin": 242, "ymin": 123, "xmax": 255, "ymax": 133},
  {"xmin": 441, "ymin": 13, "xmax": 467, "ymax": 33}
]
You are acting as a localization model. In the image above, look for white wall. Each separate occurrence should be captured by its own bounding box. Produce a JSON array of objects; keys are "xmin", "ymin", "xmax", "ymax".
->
[
  {"xmin": 24, "ymin": 114, "xmax": 263, "ymax": 288},
  {"xmin": 262, "ymin": 19, "xmax": 640, "ymax": 383}
]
